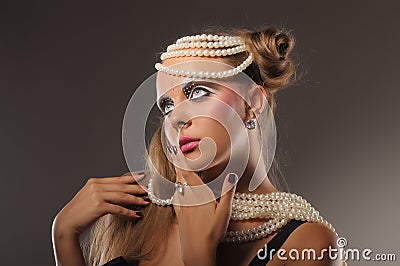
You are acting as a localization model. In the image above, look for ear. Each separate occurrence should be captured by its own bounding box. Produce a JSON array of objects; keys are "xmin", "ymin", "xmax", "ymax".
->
[{"xmin": 244, "ymin": 85, "xmax": 268, "ymax": 120}]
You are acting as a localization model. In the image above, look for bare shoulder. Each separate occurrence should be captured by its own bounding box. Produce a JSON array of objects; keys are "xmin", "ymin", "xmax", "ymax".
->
[{"xmin": 280, "ymin": 221, "xmax": 342, "ymax": 266}]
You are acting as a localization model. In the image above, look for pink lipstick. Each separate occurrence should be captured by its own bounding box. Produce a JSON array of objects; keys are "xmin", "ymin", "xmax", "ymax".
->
[{"xmin": 179, "ymin": 136, "xmax": 200, "ymax": 153}]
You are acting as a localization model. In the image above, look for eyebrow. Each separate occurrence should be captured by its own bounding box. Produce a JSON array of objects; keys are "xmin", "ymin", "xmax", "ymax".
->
[{"xmin": 179, "ymin": 78, "xmax": 196, "ymax": 89}]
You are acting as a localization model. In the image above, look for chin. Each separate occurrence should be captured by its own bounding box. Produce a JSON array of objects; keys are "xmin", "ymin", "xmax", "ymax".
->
[
  {"xmin": 182, "ymin": 147, "xmax": 230, "ymax": 173},
  {"xmin": 182, "ymin": 147, "xmax": 202, "ymax": 157}
]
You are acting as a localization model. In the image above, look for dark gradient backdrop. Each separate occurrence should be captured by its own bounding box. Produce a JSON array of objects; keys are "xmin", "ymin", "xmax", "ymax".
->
[{"xmin": 1, "ymin": 1, "xmax": 399, "ymax": 265}]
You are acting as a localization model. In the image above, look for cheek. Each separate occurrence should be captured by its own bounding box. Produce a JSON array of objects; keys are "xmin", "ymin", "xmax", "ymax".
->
[
  {"xmin": 213, "ymin": 92, "xmax": 246, "ymax": 119},
  {"xmin": 163, "ymin": 121, "xmax": 179, "ymax": 146},
  {"xmin": 196, "ymin": 118, "xmax": 231, "ymax": 152},
  {"xmin": 199, "ymin": 93, "xmax": 245, "ymax": 142}
]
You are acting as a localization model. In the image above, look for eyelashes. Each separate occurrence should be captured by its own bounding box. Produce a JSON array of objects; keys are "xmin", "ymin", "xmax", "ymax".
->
[
  {"xmin": 188, "ymin": 86, "xmax": 212, "ymax": 100},
  {"xmin": 160, "ymin": 99, "xmax": 174, "ymax": 116},
  {"xmin": 160, "ymin": 84, "xmax": 214, "ymax": 116}
]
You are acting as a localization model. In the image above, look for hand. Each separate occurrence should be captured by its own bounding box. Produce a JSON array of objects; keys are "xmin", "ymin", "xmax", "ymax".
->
[
  {"xmin": 172, "ymin": 169, "xmax": 238, "ymax": 266},
  {"xmin": 52, "ymin": 172, "xmax": 149, "ymax": 237}
]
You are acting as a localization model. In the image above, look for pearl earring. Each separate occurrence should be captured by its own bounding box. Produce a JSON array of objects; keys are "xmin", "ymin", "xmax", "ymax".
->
[{"xmin": 245, "ymin": 119, "xmax": 257, "ymax": 130}]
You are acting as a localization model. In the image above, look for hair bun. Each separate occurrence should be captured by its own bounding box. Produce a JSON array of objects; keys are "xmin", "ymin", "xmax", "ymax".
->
[
  {"xmin": 237, "ymin": 26, "xmax": 296, "ymax": 93},
  {"xmin": 276, "ymin": 33, "xmax": 290, "ymax": 60}
]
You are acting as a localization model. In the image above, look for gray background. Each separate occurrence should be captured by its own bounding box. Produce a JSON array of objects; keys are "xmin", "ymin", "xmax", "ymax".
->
[{"xmin": 1, "ymin": 0, "xmax": 399, "ymax": 265}]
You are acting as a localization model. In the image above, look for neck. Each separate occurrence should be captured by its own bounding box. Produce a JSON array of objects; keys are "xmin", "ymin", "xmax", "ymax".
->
[{"xmin": 236, "ymin": 160, "xmax": 279, "ymax": 195}]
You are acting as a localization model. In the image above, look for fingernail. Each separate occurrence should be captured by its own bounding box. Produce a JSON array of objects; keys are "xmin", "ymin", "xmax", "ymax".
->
[
  {"xmin": 136, "ymin": 211, "xmax": 143, "ymax": 217},
  {"xmin": 143, "ymin": 197, "xmax": 151, "ymax": 202},
  {"xmin": 228, "ymin": 173, "xmax": 237, "ymax": 184},
  {"xmin": 167, "ymin": 146, "xmax": 172, "ymax": 153}
]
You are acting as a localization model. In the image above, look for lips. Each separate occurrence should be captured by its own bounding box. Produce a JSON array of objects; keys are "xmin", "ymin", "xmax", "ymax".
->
[{"xmin": 179, "ymin": 135, "xmax": 201, "ymax": 153}]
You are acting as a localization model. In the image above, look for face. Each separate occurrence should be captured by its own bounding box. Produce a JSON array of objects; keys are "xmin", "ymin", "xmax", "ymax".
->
[{"xmin": 156, "ymin": 57, "xmax": 249, "ymax": 173}]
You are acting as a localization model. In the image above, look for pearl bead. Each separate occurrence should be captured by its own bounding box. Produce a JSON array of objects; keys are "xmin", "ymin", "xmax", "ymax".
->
[{"xmin": 148, "ymin": 178, "xmax": 337, "ymax": 245}]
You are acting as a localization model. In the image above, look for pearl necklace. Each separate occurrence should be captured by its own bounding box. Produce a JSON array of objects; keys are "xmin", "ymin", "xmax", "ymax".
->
[
  {"xmin": 161, "ymin": 44, "xmax": 247, "ymax": 60},
  {"xmin": 147, "ymin": 178, "xmax": 337, "ymax": 244},
  {"xmin": 147, "ymin": 178, "xmax": 172, "ymax": 206},
  {"xmin": 232, "ymin": 191, "xmax": 319, "ymax": 221},
  {"xmin": 155, "ymin": 53, "xmax": 253, "ymax": 79},
  {"xmin": 224, "ymin": 191, "xmax": 337, "ymax": 243},
  {"xmin": 167, "ymin": 36, "xmax": 245, "ymax": 52},
  {"xmin": 155, "ymin": 34, "xmax": 253, "ymax": 79},
  {"xmin": 175, "ymin": 34, "xmax": 244, "ymax": 45}
]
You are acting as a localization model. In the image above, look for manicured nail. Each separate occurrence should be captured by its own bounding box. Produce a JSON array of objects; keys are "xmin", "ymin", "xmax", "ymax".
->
[
  {"xmin": 228, "ymin": 173, "xmax": 237, "ymax": 184},
  {"xmin": 167, "ymin": 146, "xmax": 172, "ymax": 153},
  {"xmin": 172, "ymin": 145, "xmax": 178, "ymax": 154},
  {"xmin": 143, "ymin": 197, "xmax": 151, "ymax": 202},
  {"xmin": 136, "ymin": 211, "xmax": 143, "ymax": 217}
]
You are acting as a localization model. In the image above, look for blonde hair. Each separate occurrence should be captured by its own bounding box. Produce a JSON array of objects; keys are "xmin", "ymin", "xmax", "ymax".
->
[{"xmin": 86, "ymin": 25, "xmax": 296, "ymax": 265}]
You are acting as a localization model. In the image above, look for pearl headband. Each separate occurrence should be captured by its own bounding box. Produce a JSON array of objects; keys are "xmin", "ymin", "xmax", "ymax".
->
[{"xmin": 155, "ymin": 34, "xmax": 253, "ymax": 79}]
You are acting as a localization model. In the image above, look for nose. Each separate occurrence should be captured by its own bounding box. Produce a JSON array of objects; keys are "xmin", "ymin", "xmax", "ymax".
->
[
  {"xmin": 162, "ymin": 88, "xmax": 192, "ymax": 131},
  {"xmin": 177, "ymin": 120, "xmax": 186, "ymax": 128},
  {"xmin": 174, "ymin": 119, "xmax": 192, "ymax": 131},
  {"xmin": 168, "ymin": 111, "xmax": 192, "ymax": 131}
]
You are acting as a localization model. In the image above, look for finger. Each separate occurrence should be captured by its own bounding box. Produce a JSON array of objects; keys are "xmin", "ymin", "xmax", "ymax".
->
[
  {"xmin": 172, "ymin": 195, "xmax": 182, "ymax": 218},
  {"xmin": 172, "ymin": 178, "xmax": 215, "ymax": 207},
  {"xmin": 121, "ymin": 171, "xmax": 146, "ymax": 177},
  {"xmin": 173, "ymin": 168, "xmax": 189, "ymax": 206},
  {"xmin": 121, "ymin": 171, "xmax": 147, "ymax": 183},
  {"xmin": 90, "ymin": 173, "xmax": 145, "ymax": 184},
  {"xmin": 103, "ymin": 203, "xmax": 144, "ymax": 219},
  {"xmin": 214, "ymin": 173, "xmax": 238, "ymax": 234},
  {"xmin": 99, "ymin": 183, "xmax": 147, "ymax": 194},
  {"xmin": 175, "ymin": 167, "xmax": 204, "ymax": 186},
  {"xmin": 102, "ymin": 191, "xmax": 150, "ymax": 205},
  {"xmin": 171, "ymin": 180, "xmax": 186, "ymax": 209}
]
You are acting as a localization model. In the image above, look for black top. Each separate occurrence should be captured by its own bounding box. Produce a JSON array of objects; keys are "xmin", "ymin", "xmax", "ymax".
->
[
  {"xmin": 248, "ymin": 219, "xmax": 306, "ymax": 266},
  {"xmin": 103, "ymin": 219, "xmax": 306, "ymax": 266},
  {"xmin": 102, "ymin": 256, "xmax": 136, "ymax": 266}
]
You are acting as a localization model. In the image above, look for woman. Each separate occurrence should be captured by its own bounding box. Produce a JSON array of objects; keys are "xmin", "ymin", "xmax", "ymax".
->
[{"xmin": 52, "ymin": 26, "xmax": 344, "ymax": 266}]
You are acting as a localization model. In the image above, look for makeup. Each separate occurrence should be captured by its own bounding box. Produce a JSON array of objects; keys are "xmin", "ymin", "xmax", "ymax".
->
[
  {"xmin": 179, "ymin": 135, "xmax": 201, "ymax": 153},
  {"xmin": 180, "ymin": 140, "xmax": 200, "ymax": 153}
]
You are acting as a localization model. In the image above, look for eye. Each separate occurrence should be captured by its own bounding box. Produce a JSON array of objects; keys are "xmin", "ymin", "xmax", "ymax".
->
[
  {"xmin": 160, "ymin": 99, "xmax": 174, "ymax": 116},
  {"xmin": 163, "ymin": 103, "xmax": 174, "ymax": 115},
  {"xmin": 188, "ymin": 86, "xmax": 211, "ymax": 100}
]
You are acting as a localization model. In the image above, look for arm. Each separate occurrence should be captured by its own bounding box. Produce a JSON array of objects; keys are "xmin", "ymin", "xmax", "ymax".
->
[
  {"xmin": 52, "ymin": 218, "xmax": 86, "ymax": 266},
  {"xmin": 51, "ymin": 173, "xmax": 149, "ymax": 266},
  {"xmin": 283, "ymin": 222, "xmax": 343, "ymax": 266}
]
